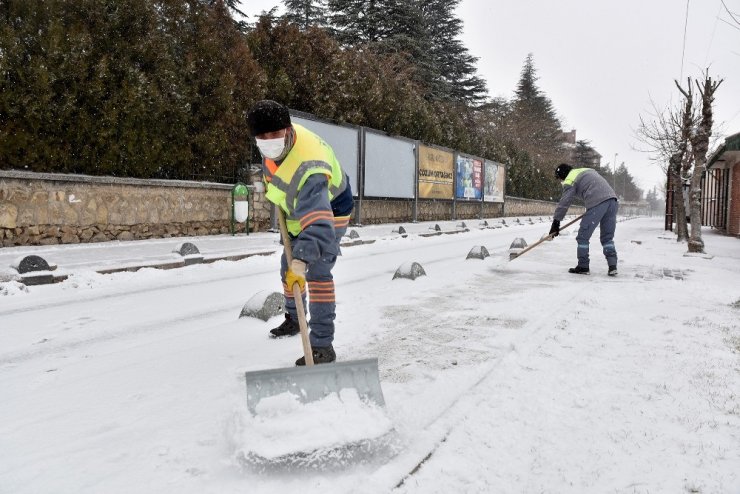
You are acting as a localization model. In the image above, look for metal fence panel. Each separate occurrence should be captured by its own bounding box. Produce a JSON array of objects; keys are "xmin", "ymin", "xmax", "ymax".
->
[
  {"xmin": 364, "ymin": 130, "xmax": 415, "ymax": 199},
  {"xmin": 292, "ymin": 115, "xmax": 360, "ymax": 195}
]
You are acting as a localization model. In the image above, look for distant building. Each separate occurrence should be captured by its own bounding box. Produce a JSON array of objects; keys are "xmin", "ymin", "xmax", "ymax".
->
[
  {"xmin": 562, "ymin": 129, "xmax": 577, "ymax": 145},
  {"xmin": 561, "ymin": 129, "xmax": 602, "ymax": 168},
  {"xmin": 703, "ymin": 131, "xmax": 740, "ymax": 236}
]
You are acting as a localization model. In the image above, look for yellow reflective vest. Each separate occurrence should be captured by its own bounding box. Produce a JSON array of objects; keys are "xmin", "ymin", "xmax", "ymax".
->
[{"xmin": 262, "ymin": 123, "xmax": 347, "ymax": 236}]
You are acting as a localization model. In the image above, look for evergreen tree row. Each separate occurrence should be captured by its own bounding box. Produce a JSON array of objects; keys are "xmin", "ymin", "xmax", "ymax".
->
[
  {"xmin": 0, "ymin": 0, "xmax": 262, "ymax": 180},
  {"xmin": 0, "ymin": 0, "xmax": 642, "ymax": 201},
  {"xmin": 320, "ymin": 0, "xmax": 488, "ymax": 105}
]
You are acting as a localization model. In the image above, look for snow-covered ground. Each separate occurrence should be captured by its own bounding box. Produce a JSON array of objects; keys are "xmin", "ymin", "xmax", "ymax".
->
[{"xmin": 1, "ymin": 216, "xmax": 738, "ymax": 493}]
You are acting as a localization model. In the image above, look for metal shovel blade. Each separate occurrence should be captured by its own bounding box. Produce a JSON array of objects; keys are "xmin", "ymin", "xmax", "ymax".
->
[{"xmin": 245, "ymin": 358, "xmax": 385, "ymax": 415}]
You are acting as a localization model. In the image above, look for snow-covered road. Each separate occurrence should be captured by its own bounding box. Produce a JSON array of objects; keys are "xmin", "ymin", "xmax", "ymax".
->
[{"xmin": 1, "ymin": 217, "xmax": 738, "ymax": 493}]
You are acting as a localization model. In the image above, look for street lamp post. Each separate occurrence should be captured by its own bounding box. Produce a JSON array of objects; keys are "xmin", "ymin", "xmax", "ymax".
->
[
  {"xmin": 612, "ymin": 153, "xmax": 618, "ymax": 192},
  {"xmin": 622, "ymin": 167, "xmax": 625, "ymax": 199}
]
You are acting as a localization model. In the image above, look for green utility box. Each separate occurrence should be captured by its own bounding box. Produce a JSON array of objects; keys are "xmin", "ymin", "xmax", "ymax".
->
[{"xmin": 231, "ymin": 183, "xmax": 250, "ymax": 235}]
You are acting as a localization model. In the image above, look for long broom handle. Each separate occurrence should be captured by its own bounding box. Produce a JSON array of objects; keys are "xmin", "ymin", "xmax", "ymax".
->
[
  {"xmin": 510, "ymin": 213, "xmax": 585, "ymax": 261},
  {"xmin": 277, "ymin": 209, "xmax": 314, "ymax": 366}
]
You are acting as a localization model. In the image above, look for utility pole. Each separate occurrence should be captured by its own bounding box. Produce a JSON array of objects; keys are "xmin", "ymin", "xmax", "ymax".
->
[
  {"xmin": 612, "ymin": 152, "xmax": 618, "ymax": 191},
  {"xmin": 621, "ymin": 164, "xmax": 625, "ymax": 199}
]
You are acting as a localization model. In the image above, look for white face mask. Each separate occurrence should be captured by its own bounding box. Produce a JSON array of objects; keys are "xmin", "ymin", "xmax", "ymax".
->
[{"xmin": 255, "ymin": 137, "xmax": 285, "ymax": 160}]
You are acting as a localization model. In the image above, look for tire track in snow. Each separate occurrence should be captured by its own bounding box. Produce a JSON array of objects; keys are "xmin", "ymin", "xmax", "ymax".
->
[
  {"xmin": 0, "ymin": 301, "xmax": 237, "ymax": 367},
  {"xmin": 0, "ymin": 229, "xmax": 515, "ymax": 317},
  {"xmin": 0, "ymin": 232, "xmax": 513, "ymax": 367},
  {"xmin": 369, "ymin": 276, "xmax": 585, "ymax": 490}
]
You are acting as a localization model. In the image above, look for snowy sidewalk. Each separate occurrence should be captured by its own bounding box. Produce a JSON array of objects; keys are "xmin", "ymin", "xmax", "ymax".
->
[
  {"xmin": 1, "ymin": 217, "xmax": 738, "ymax": 493},
  {"xmin": 0, "ymin": 215, "xmax": 548, "ymax": 281}
]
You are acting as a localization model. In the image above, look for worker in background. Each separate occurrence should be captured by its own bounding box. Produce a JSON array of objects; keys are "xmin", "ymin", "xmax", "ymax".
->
[{"xmin": 550, "ymin": 163, "xmax": 618, "ymax": 276}]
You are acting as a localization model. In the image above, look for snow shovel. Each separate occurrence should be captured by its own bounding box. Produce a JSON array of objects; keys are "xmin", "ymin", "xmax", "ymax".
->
[
  {"xmin": 509, "ymin": 213, "xmax": 584, "ymax": 260},
  {"xmin": 244, "ymin": 209, "xmax": 385, "ymax": 416}
]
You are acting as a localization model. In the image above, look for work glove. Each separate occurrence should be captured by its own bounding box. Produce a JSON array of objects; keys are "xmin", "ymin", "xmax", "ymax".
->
[
  {"xmin": 549, "ymin": 219, "xmax": 560, "ymax": 238},
  {"xmin": 285, "ymin": 259, "xmax": 307, "ymax": 291}
]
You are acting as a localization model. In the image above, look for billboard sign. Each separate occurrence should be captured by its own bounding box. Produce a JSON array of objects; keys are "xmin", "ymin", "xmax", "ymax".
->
[
  {"xmin": 418, "ymin": 144, "xmax": 454, "ymax": 199},
  {"xmin": 483, "ymin": 160, "xmax": 505, "ymax": 203},
  {"xmin": 455, "ymin": 154, "xmax": 483, "ymax": 200}
]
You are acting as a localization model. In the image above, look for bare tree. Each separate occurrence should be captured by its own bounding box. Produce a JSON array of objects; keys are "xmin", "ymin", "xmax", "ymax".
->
[
  {"xmin": 671, "ymin": 79, "xmax": 695, "ymax": 241},
  {"xmin": 679, "ymin": 73, "xmax": 723, "ymax": 253},
  {"xmin": 634, "ymin": 92, "xmax": 696, "ymax": 239}
]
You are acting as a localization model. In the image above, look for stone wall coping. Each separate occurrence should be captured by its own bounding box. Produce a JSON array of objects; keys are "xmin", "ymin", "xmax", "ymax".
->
[
  {"xmin": 506, "ymin": 195, "xmax": 646, "ymax": 208},
  {"xmin": 505, "ymin": 195, "xmax": 559, "ymax": 206},
  {"xmin": 0, "ymin": 170, "xmax": 253, "ymax": 191}
]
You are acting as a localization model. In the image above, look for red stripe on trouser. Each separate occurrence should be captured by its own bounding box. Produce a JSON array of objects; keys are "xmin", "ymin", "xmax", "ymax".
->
[
  {"xmin": 334, "ymin": 216, "xmax": 350, "ymax": 228},
  {"xmin": 283, "ymin": 283, "xmax": 306, "ymax": 298},
  {"xmin": 309, "ymin": 281, "xmax": 335, "ymax": 302}
]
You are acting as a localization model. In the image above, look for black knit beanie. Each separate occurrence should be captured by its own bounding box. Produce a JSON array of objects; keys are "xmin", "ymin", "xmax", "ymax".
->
[
  {"xmin": 246, "ymin": 100, "xmax": 291, "ymax": 137},
  {"xmin": 555, "ymin": 163, "xmax": 573, "ymax": 180}
]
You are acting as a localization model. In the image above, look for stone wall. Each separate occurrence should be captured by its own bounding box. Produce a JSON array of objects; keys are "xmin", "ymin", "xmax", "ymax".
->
[
  {"xmin": 504, "ymin": 196, "xmax": 583, "ymax": 217},
  {"xmin": 249, "ymin": 181, "xmax": 272, "ymax": 232},
  {"xmin": 357, "ymin": 199, "xmax": 414, "ymax": 225},
  {"xmin": 356, "ymin": 198, "xmax": 506, "ymax": 224},
  {"xmin": 417, "ymin": 200, "xmax": 453, "ymax": 222},
  {"xmin": 455, "ymin": 201, "xmax": 484, "ymax": 219},
  {"xmin": 0, "ymin": 171, "xmax": 583, "ymax": 247},
  {"xmin": 482, "ymin": 201, "xmax": 505, "ymax": 218},
  {"xmin": 0, "ymin": 171, "xmax": 258, "ymax": 247}
]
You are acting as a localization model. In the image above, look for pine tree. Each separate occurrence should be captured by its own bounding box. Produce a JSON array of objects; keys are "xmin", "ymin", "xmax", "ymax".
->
[
  {"xmin": 513, "ymin": 53, "xmax": 561, "ymax": 129},
  {"xmin": 646, "ymin": 187, "xmax": 662, "ymax": 215},
  {"xmin": 325, "ymin": 0, "xmax": 485, "ymax": 105},
  {"xmin": 283, "ymin": 0, "xmax": 329, "ymax": 29},
  {"xmin": 375, "ymin": 0, "xmax": 426, "ymax": 58},
  {"xmin": 327, "ymin": 0, "xmax": 387, "ymax": 44},
  {"xmin": 507, "ymin": 53, "xmax": 566, "ymax": 199},
  {"xmin": 573, "ymin": 140, "xmax": 595, "ymax": 168},
  {"xmin": 419, "ymin": 0, "xmax": 486, "ymax": 104},
  {"xmin": 204, "ymin": 0, "xmax": 248, "ymax": 30}
]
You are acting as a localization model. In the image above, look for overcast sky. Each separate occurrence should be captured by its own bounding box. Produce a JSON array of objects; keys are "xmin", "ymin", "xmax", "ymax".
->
[{"xmin": 239, "ymin": 0, "xmax": 740, "ymax": 194}]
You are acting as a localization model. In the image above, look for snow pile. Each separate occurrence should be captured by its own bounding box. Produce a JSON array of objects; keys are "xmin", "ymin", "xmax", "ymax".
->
[
  {"xmin": 0, "ymin": 280, "xmax": 29, "ymax": 296},
  {"xmin": 60, "ymin": 271, "xmax": 106, "ymax": 290},
  {"xmin": 230, "ymin": 388, "xmax": 396, "ymax": 468}
]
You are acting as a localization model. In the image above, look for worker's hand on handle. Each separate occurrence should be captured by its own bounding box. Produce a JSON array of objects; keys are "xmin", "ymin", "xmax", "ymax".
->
[
  {"xmin": 549, "ymin": 219, "xmax": 560, "ymax": 238},
  {"xmin": 286, "ymin": 259, "xmax": 307, "ymax": 290}
]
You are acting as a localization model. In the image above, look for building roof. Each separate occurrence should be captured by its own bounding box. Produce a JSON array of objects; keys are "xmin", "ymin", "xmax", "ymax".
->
[{"xmin": 708, "ymin": 131, "xmax": 740, "ymax": 169}]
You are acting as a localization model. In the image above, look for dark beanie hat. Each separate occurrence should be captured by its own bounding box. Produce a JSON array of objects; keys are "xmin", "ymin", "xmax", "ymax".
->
[
  {"xmin": 555, "ymin": 163, "xmax": 573, "ymax": 180},
  {"xmin": 246, "ymin": 100, "xmax": 291, "ymax": 137}
]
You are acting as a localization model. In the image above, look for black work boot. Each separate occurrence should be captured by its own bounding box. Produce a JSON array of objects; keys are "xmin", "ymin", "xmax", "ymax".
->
[
  {"xmin": 269, "ymin": 314, "xmax": 300, "ymax": 338},
  {"xmin": 295, "ymin": 345, "xmax": 336, "ymax": 366},
  {"xmin": 568, "ymin": 266, "xmax": 590, "ymax": 275},
  {"xmin": 608, "ymin": 265, "xmax": 618, "ymax": 277}
]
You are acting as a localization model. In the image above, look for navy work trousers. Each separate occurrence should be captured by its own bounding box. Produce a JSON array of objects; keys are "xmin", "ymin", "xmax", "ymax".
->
[
  {"xmin": 281, "ymin": 222, "xmax": 347, "ymax": 348},
  {"xmin": 575, "ymin": 198, "xmax": 618, "ymax": 269}
]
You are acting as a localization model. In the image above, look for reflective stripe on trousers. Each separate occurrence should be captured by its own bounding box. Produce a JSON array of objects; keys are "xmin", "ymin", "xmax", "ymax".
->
[
  {"xmin": 281, "ymin": 219, "xmax": 348, "ymax": 347},
  {"xmin": 575, "ymin": 198, "xmax": 618, "ymax": 268}
]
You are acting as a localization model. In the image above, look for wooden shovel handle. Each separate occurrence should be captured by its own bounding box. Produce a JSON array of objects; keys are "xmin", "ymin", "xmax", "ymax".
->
[
  {"xmin": 510, "ymin": 213, "xmax": 585, "ymax": 260},
  {"xmin": 277, "ymin": 209, "xmax": 314, "ymax": 366}
]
